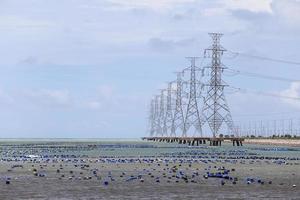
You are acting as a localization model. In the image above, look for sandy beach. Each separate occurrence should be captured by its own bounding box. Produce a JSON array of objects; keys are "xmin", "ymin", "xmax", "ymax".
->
[
  {"xmin": 0, "ymin": 140, "xmax": 299, "ymax": 199},
  {"xmin": 244, "ymin": 139, "xmax": 300, "ymax": 147}
]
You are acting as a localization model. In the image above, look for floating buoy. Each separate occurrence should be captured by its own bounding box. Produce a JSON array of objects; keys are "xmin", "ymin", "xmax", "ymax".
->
[
  {"xmin": 292, "ymin": 184, "xmax": 296, "ymax": 188},
  {"xmin": 104, "ymin": 181, "xmax": 109, "ymax": 185},
  {"xmin": 6, "ymin": 180, "xmax": 10, "ymax": 185}
]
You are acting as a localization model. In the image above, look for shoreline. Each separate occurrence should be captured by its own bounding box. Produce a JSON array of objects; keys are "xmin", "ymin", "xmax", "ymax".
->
[{"xmin": 243, "ymin": 139, "xmax": 300, "ymax": 147}]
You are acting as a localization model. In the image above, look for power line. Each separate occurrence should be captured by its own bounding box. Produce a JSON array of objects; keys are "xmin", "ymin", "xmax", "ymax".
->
[
  {"xmin": 231, "ymin": 86, "xmax": 300, "ymax": 101},
  {"xmin": 225, "ymin": 68, "xmax": 300, "ymax": 83},
  {"xmin": 234, "ymin": 111, "xmax": 300, "ymax": 118},
  {"xmin": 228, "ymin": 50, "xmax": 300, "ymax": 66}
]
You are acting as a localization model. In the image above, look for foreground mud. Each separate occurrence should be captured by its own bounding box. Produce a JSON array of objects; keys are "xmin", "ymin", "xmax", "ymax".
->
[{"xmin": 0, "ymin": 141, "xmax": 299, "ymax": 199}]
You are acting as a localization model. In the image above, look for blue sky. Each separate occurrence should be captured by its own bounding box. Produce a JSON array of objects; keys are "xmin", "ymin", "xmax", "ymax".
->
[{"xmin": 0, "ymin": 0, "xmax": 300, "ymax": 138}]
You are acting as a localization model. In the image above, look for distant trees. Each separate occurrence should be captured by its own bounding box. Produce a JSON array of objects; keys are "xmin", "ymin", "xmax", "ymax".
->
[{"xmin": 246, "ymin": 134, "xmax": 299, "ymax": 139}]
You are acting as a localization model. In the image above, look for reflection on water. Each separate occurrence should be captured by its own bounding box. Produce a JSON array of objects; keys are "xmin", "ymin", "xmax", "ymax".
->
[{"xmin": 0, "ymin": 139, "xmax": 299, "ymax": 159}]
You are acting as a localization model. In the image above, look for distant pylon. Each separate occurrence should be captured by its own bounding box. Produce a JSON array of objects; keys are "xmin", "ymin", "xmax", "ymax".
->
[
  {"xmin": 202, "ymin": 33, "xmax": 236, "ymax": 138},
  {"xmin": 148, "ymin": 98, "xmax": 155, "ymax": 136},
  {"xmin": 171, "ymin": 72, "xmax": 185, "ymax": 136},
  {"xmin": 154, "ymin": 95, "xmax": 160, "ymax": 136},
  {"xmin": 159, "ymin": 89, "xmax": 167, "ymax": 136},
  {"xmin": 164, "ymin": 82, "xmax": 174, "ymax": 136},
  {"xmin": 183, "ymin": 57, "xmax": 202, "ymax": 137}
]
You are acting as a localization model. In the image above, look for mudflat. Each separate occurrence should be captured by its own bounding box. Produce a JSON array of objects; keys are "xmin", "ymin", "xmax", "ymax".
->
[{"xmin": 0, "ymin": 140, "xmax": 299, "ymax": 199}]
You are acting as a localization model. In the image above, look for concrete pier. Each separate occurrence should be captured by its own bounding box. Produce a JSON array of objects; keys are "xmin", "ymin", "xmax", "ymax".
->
[{"xmin": 141, "ymin": 137, "xmax": 244, "ymax": 146}]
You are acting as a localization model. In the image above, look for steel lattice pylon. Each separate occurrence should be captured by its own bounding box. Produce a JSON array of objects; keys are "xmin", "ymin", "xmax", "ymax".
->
[
  {"xmin": 164, "ymin": 82, "xmax": 174, "ymax": 136},
  {"xmin": 183, "ymin": 57, "xmax": 202, "ymax": 137},
  {"xmin": 202, "ymin": 33, "xmax": 236, "ymax": 138},
  {"xmin": 148, "ymin": 98, "xmax": 155, "ymax": 136},
  {"xmin": 159, "ymin": 89, "xmax": 167, "ymax": 136},
  {"xmin": 171, "ymin": 72, "xmax": 185, "ymax": 136},
  {"xmin": 154, "ymin": 95, "xmax": 161, "ymax": 136}
]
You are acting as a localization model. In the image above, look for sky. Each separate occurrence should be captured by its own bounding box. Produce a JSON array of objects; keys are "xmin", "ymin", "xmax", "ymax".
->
[{"xmin": 0, "ymin": 0, "xmax": 300, "ymax": 138}]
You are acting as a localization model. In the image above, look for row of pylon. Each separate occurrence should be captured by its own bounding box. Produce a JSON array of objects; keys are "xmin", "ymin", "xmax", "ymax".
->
[{"xmin": 148, "ymin": 33, "xmax": 237, "ymax": 138}]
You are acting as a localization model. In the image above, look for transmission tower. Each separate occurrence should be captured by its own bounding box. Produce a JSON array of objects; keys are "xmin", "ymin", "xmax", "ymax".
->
[
  {"xmin": 164, "ymin": 82, "xmax": 174, "ymax": 136},
  {"xmin": 171, "ymin": 72, "xmax": 185, "ymax": 136},
  {"xmin": 154, "ymin": 95, "xmax": 160, "ymax": 136},
  {"xmin": 183, "ymin": 57, "xmax": 203, "ymax": 137},
  {"xmin": 148, "ymin": 98, "xmax": 155, "ymax": 136},
  {"xmin": 202, "ymin": 33, "xmax": 236, "ymax": 138},
  {"xmin": 159, "ymin": 89, "xmax": 167, "ymax": 136}
]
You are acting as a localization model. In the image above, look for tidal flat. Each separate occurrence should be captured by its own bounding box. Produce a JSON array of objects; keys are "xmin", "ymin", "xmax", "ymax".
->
[{"xmin": 0, "ymin": 140, "xmax": 299, "ymax": 199}]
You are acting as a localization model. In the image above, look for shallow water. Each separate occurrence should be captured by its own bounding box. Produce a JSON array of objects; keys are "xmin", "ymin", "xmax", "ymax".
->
[
  {"xmin": 1, "ymin": 139, "xmax": 299, "ymax": 158},
  {"xmin": 0, "ymin": 139, "xmax": 299, "ymax": 199}
]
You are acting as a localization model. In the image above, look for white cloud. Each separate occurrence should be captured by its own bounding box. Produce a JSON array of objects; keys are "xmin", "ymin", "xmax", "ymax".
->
[
  {"xmin": 225, "ymin": 0, "xmax": 273, "ymax": 13},
  {"xmin": 24, "ymin": 89, "xmax": 71, "ymax": 106},
  {"xmin": 0, "ymin": 15, "xmax": 52, "ymax": 30},
  {"xmin": 271, "ymin": 0, "xmax": 300, "ymax": 26},
  {"xmin": 97, "ymin": 85, "xmax": 115, "ymax": 100},
  {"xmin": 0, "ymin": 89, "xmax": 14, "ymax": 104},
  {"xmin": 107, "ymin": 0, "xmax": 196, "ymax": 11},
  {"xmin": 85, "ymin": 101, "xmax": 102, "ymax": 110},
  {"xmin": 83, "ymin": 85, "xmax": 117, "ymax": 111},
  {"xmin": 280, "ymin": 82, "xmax": 300, "ymax": 109}
]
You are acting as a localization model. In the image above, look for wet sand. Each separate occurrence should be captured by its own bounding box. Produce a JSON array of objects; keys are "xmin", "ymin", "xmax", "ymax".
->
[{"xmin": 0, "ymin": 141, "xmax": 300, "ymax": 199}]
